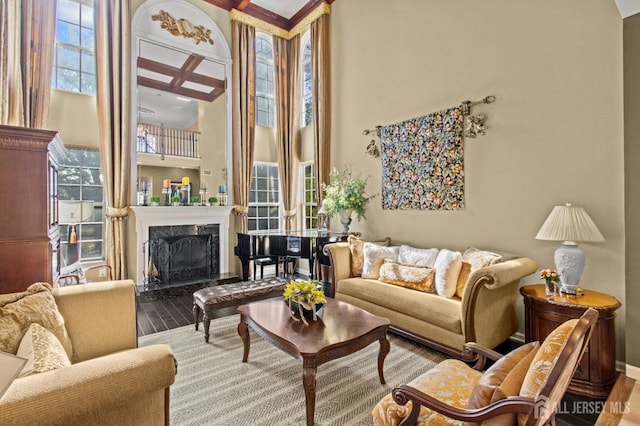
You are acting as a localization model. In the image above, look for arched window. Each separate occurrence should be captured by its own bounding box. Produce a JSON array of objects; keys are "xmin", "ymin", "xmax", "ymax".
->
[
  {"xmin": 301, "ymin": 35, "xmax": 312, "ymax": 127},
  {"xmin": 255, "ymin": 34, "xmax": 275, "ymax": 128}
]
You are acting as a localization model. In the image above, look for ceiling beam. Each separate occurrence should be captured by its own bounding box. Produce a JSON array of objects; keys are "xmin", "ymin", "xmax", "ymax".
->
[{"xmin": 137, "ymin": 76, "xmax": 222, "ymax": 102}]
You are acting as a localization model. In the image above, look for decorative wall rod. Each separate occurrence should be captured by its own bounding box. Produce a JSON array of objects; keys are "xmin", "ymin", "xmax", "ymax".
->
[{"xmin": 460, "ymin": 95, "xmax": 496, "ymax": 115}]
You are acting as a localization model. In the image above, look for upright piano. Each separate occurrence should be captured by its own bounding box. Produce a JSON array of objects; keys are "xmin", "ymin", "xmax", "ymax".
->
[{"xmin": 234, "ymin": 230, "xmax": 351, "ymax": 281}]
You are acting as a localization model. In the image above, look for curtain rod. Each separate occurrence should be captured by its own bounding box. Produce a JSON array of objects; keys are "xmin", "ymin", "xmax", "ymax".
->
[{"xmin": 362, "ymin": 95, "xmax": 496, "ymax": 136}]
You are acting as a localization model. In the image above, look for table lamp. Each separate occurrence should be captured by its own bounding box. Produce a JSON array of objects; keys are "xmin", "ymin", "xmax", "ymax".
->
[
  {"xmin": 535, "ymin": 203, "xmax": 604, "ymax": 294},
  {"xmin": 59, "ymin": 200, "xmax": 95, "ymax": 264}
]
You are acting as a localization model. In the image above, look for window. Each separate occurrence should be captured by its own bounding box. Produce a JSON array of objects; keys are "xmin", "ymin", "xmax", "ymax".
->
[
  {"xmin": 301, "ymin": 35, "xmax": 313, "ymax": 127},
  {"xmin": 248, "ymin": 163, "xmax": 280, "ymax": 231},
  {"xmin": 255, "ymin": 34, "xmax": 275, "ymax": 127},
  {"xmin": 302, "ymin": 162, "xmax": 317, "ymax": 230},
  {"xmin": 53, "ymin": 0, "xmax": 96, "ymax": 94},
  {"xmin": 59, "ymin": 148, "xmax": 104, "ymax": 261}
]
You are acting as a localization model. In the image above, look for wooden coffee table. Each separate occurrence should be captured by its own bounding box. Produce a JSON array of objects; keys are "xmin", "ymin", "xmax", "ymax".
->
[{"xmin": 237, "ymin": 297, "xmax": 391, "ymax": 426}]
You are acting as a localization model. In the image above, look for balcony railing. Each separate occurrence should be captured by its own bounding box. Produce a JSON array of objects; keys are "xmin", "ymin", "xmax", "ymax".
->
[{"xmin": 137, "ymin": 124, "xmax": 200, "ymax": 158}]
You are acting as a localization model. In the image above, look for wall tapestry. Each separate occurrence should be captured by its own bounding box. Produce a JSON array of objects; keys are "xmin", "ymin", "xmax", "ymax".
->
[{"xmin": 380, "ymin": 106, "xmax": 464, "ymax": 210}]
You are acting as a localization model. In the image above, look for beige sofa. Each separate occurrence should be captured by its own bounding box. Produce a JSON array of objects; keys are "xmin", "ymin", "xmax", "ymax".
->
[
  {"xmin": 0, "ymin": 280, "xmax": 176, "ymax": 425},
  {"xmin": 324, "ymin": 242, "xmax": 537, "ymax": 360}
]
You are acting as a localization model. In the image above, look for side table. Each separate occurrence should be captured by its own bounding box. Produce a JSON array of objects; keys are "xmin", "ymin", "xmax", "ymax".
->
[{"xmin": 520, "ymin": 284, "xmax": 621, "ymax": 399}]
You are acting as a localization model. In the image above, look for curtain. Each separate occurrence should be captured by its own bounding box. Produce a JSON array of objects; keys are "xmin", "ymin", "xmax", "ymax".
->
[
  {"xmin": 231, "ymin": 20, "xmax": 256, "ymax": 234},
  {"xmin": 273, "ymin": 34, "xmax": 301, "ymax": 232},
  {"xmin": 311, "ymin": 14, "xmax": 331, "ymax": 206},
  {"xmin": 95, "ymin": 0, "xmax": 131, "ymax": 280},
  {"xmin": 0, "ymin": 0, "xmax": 56, "ymax": 127}
]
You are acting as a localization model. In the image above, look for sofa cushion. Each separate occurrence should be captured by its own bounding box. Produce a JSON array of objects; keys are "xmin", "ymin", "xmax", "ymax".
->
[
  {"xmin": 348, "ymin": 235, "xmax": 391, "ymax": 277},
  {"xmin": 397, "ymin": 245, "xmax": 439, "ymax": 267},
  {"xmin": 0, "ymin": 283, "xmax": 73, "ymax": 358},
  {"xmin": 337, "ymin": 278, "xmax": 462, "ymax": 334},
  {"xmin": 462, "ymin": 247, "xmax": 503, "ymax": 272},
  {"xmin": 434, "ymin": 249, "xmax": 462, "ymax": 298},
  {"xmin": 17, "ymin": 322, "xmax": 71, "ymax": 377},
  {"xmin": 467, "ymin": 341, "xmax": 539, "ymax": 409},
  {"xmin": 379, "ymin": 260, "xmax": 435, "ymax": 293},
  {"xmin": 362, "ymin": 243, "xmax": 399, "ymax": 279},
  {"xmin": 455, "ymin": 261, "xmax": 472, "ymax": 299}
]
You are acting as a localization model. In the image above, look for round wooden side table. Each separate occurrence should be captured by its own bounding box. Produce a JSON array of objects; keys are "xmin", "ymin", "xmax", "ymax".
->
[{"xmin": 520, "ymin": 284, "xmax": 621, "ymax": 399}]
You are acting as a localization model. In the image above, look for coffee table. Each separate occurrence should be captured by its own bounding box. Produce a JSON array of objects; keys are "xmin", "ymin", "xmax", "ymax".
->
[{"xmin": 237, "ymin": 297, "xmax": 391, "ymax": 426}]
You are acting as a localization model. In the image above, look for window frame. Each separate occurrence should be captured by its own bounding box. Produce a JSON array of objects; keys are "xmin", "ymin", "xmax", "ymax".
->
[
  {"xmin": 301, "ymin": 33, "xmax": 313, "ymax": 127},
  {"xmin": 248, "ymin": 162, "xmax": 281, "ymax": 232},
  {"xmin": 255, "ymin": 33, "xmax": 275, "ymax": 128},
  {"xmin": 301, "ymin": 161, "xmax": 317, "ymax": 230},
  {"xmin": 53, "ymin": 0, "xmax": 96, "ymax": 95},
  {"xmin": 58, "ymin": 147, "xmax": 105, "ymax": 263}
]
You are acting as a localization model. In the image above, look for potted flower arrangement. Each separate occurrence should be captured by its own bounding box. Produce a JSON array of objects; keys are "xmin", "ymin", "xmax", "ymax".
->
[
  {"xmin": 283, "ymin": 280, "xmax": 326, "ymax": 324},
  {"xmin": 321, "ymin": 167, "xmax": 376, "ymax": 233},
  {"xmin": 540, "ymin": 269, "xmax": 560, "ymax": 297},
  {"xmin": 149, "ymin": 196, "xmax": 160, "ymax": 206}
]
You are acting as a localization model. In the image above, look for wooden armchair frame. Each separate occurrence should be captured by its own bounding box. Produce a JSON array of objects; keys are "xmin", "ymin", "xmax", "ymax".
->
[{"xmin": 392, "ymin": 308, "xmax": 599, "ymax": 426}]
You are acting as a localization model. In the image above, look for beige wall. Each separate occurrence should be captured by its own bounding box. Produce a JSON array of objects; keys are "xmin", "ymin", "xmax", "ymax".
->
[
  {"xmin": 331, "ymin": 0, "xmax": 626, "ymax": 360},
  {"xmin": 624, "ymin": 13, "xmax": 640, "ymax": 370}
]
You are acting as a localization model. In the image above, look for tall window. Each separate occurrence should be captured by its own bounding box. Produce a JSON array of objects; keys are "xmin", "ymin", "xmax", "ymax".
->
[
  {"xmin": 53, "ymin": 0, "xmax": 96, "ymax": 94},
  {"xmin": 59, "ymin": 148, "xmax": 104, "ymax": 261},
  {"xmin": 248, "ymin": 163, "xmax": 280, "ymax": 231},
  {"xmin": 301, "ymin": 35, "xmax": 313, "ymax": 127},
  {"xmin": 255, "ymin": 34, "xmax": 275, "ymax": 127},
  {"xmin": 302, "ymin": 162, "xmax": 317, "ymax": 230}
]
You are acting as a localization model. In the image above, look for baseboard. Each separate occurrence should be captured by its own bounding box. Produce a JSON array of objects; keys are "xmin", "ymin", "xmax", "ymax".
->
[
  {"xmin": 626, "ymin": 363, "xmax": 640, "ymax": 380},
  {"xmin": 511, "ymin": 332, "xmax": 525, "ymax": 344}
]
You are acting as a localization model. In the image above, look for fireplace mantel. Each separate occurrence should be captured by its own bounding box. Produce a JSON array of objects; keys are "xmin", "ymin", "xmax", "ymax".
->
[{"xmin": 129, "ymin": 206, "xmax": 234, "ymax": 287}]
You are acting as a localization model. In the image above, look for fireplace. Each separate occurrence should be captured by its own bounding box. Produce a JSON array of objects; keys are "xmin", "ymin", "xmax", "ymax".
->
[{"xmin": 129, "ymin": 206, "xmax": 234, "ymax": 289}]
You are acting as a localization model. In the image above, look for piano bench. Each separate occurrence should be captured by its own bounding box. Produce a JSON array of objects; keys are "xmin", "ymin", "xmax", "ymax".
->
[
  {"xmin": 192, "ymin": 277, "xmax": 287, "ymax": 342},
  {"xmin": 254, "ymin": 256, "xmax": 278, "ymax": 279}
]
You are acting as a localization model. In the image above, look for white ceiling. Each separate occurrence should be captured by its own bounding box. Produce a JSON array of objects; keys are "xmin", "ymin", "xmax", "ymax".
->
[
  {"xmin": 251, "ymin": 0, "xmax": 310, "ymax": 19},
  {"xmin": 615, "ymin": 0, "xmax": 640, "ymax": 18}
]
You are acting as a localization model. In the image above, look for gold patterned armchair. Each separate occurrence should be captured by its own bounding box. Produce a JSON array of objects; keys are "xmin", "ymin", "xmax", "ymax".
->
[{"xmin": 372, "ymin": 308, "xmax": 598, "ymax": 426}]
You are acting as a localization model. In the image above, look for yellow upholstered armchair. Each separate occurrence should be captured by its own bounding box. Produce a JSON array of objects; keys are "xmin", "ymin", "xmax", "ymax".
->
[
  {"xmin": 0, "ymin": 280, "xmax": 176, "ymax": 425},
  {"xmin": 373, "ymin": 308, "xmax": 598, "ymax": 426}
]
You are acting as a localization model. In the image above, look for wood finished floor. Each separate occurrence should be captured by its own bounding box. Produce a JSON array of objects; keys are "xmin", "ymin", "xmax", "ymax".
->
[{"xmin": 136, "ymin": 278, "xmax": 615, "ymax": 425}]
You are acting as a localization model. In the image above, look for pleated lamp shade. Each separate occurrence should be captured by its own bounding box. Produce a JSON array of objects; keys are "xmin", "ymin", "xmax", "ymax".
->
[{"xmin": 535, "ymin": 203, "xmax": 604, "ymax": 243}]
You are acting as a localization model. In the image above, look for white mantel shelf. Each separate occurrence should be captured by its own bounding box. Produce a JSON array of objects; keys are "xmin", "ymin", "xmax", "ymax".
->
[{"xmin": 129, "ymin": 205, "xmax": 234, "ymax": 287}]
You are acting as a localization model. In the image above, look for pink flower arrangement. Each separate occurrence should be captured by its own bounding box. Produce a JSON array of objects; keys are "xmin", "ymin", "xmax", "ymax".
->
[{"xmin": 540, "ymin": 269, "xmax": 560, "ymax": 282}]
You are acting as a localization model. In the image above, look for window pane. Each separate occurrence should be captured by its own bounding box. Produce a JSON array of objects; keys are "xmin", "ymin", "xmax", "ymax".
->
[
  {"xmin": 81, "ymin": 51, "xmax": 95, "ymax": 73},
  {"xmin": 58, "ymin": 0, "xmax": 80, "ymax": 24},
  {"xmin": 60, "ymin": 167, "xmax": 81, "ymax": 185},
  {"xmin": 82, "ymin": 186, "xmax": 103, "ymax": 202},
  {"xmin": 59, "ymin": 186, "xmax": 81, "ymax": 200},
  {"xmin": 57, "ymin": 22, "xmax": 80, "ymax": 46},
  {"xmin": 57, "ymin": 45, "xmax": 80, "ymax": 69},
  {"xmin": 81, "ymin": 241, "xmax": 102, "ymax": 259},
  {"xmin": 81, "ymin": 72, "xmax": 96, "ymax": 94},
  {"xmin": 57, "ymin": 68, "xmax": 80, "ymax": 92},
  {"xmin": 80, "ymin": 3, "xmax": 94, "ymax": 28},
  {"xmin": 82, "ymin": 149, "xmax": 101, "ymax": 167},
  {"xmin": 61, "ymin": 149, "xmax": 81, "ymax": 166},
  {"xmin": 81, "ymin": 27, "xmax": 94, "ymax": 49}
]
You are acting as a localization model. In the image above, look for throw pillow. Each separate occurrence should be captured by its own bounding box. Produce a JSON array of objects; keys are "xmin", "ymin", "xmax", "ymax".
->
[
  {"xmin": 16, "ymin": 323, "xmax": 71, "ymax": 377},
  {"xmin": 433, "ymin": 249, "xmax": 462, "ymax": 298},
  {"xmin": 462, "ymin": 247, "xmax": 503, "ymax": 272},
  {"xmin": 348, "ymin": 235, "xmax": 391, "ymax": 277},
  {"xmin": 455, "ymin": 261, "xmax": 472, "ymax": 299},
  {"xmin": 0, "ymin": 282, "xmax": 73, "ymax": 358},
  {"xmin": 397, "ymin": 245, "xmax": 439, "ymax": 267},
  {"xmin": 362, "ymin": 243, "xmax": 399, "ymax": 279},
  {"xmin": 467, "ymin": 342, "xmax": 540, "ymax": 409},
  {"xmin": 379, "ymin": 260, "xmax": 435, "ymax": 292}
]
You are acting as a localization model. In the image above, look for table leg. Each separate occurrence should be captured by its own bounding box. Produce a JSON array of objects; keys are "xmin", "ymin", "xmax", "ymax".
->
[
  {"xmin": 238, "ymin": 320, "xmax": 250, "ymax": 362},
  {"xmin": 377, "ymin": 337, "xmax": 390, "ymax": 384},
  {"xmin": 302, "ymin": 365, "xmax": 317, "ymax": 426}
]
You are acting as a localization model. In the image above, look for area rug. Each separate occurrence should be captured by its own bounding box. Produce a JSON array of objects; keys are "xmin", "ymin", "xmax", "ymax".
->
[{"xmin": 139, "ymin": 314, "xmax": 447, "ymax": 426}]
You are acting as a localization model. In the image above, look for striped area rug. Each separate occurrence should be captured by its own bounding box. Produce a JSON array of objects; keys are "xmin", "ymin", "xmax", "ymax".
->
[{"xmin": 139, "ymin": 314, "xmax": 447, "ymax": 426}]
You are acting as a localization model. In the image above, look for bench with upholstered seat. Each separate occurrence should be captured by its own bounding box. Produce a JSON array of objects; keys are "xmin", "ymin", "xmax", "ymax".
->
[{"xmin": 192, "ymin": 278, "xmax": 287, "ymax": 342}]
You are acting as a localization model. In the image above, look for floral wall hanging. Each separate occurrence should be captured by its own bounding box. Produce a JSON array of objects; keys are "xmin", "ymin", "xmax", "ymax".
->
[{"xmin": 380, "ymin": 106, "xmax": 465, "ymax": 210}]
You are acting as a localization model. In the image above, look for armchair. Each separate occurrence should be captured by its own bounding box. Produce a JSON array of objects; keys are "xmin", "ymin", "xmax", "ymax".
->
[
  {"xmin": 373, "ymin": 308, "xmax": 598, "ymax": 426},
  {"xmin": 0, "ymin": 280, "xmax": 177, "ymax": 425}
]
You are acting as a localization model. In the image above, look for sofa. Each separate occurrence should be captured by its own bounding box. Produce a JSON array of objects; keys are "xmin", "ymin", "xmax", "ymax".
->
[
  {"xmin": 324, "ymin": 239, "xmax": 538, "ymax": 360},
  {"xmin": 0, "ymin": 280, "xmax": 176, "ymax": 425}
]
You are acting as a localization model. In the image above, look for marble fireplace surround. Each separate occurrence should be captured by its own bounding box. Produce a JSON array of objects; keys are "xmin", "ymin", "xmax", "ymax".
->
[{"xmin": 130, "ymin": 206, "xmax": 234, "ymax": 287}]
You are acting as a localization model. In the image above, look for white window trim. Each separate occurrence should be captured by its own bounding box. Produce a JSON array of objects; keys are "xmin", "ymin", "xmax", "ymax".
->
[
  {"xmin": 301, "ymin": 161, "xmax": 317, "ymax": 230},
  {"xmin": 248, "ymin": 161, "xmax": 281, "ymax": 231},
  {"xmin": 255, "ymin": 33, "xmax": 275, "ymax": 128},
  {"xmin": 301, "ymin": 31, "xmax": 313, "ymax": 128}
]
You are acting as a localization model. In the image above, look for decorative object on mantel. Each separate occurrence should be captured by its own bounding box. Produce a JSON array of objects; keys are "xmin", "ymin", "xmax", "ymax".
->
[
  {"xmin": 283, "ymin": 280, "xmax": 326, "ymax": 325},
  {"xmin": 149, "ymin": 196, "xmax": 161, "ymax": 206},
  {"xmin": 363, "ymin": 95, "xmax": 495, "ymax": 158},
  {"xmin": 540, "ymin": 268, "xmax": 561, "ymax": 297},
  {"xmin": 151, "ymin": 10, "xmax": 214, "ymax": 45},
  {"xmin": 321, "ymin": 167, "xmax": 376, "ymax": 233},
  {"xmin": 535, "ymin": 203, "xmax": 604, "ymax": 295},
  {"xmin": 208, "ymin": 197, "xmax": 218, "ymax": 206}
]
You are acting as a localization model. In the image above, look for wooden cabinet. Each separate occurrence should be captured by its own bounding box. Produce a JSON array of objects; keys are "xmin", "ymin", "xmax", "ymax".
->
[
  {"xmin": 520, "ymin": 285, "xmax": 621, "ymax": 399},
  {"xmin": 0, "ymin": 125, "xmax": 66, "ymax": 294}
]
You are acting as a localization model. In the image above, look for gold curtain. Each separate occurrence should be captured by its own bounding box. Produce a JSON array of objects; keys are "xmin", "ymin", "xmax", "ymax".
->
[
  {"xmin": 311, "ymin": 13, "xmax": 331, "ymax": 205},
  {"xmin": 273, "ymin": 34, "xmax": 301, "ymax": 232},
  {"xmin": 231, "ymin": 20, "xmax": 256, "ymax": 234},
  {"xmin": 95, "ymin": 0, "xmax": 131, "ymax": 280},
  {"xmin": 0, "ymin": 0, "xmax": 56, "ymax": 127}
]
